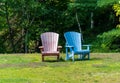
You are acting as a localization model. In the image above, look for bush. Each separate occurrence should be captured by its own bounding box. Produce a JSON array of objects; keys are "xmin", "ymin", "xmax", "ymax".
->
[{"xmin": 92, "ymin": 28, "xmax": 120, "ymax": 52}]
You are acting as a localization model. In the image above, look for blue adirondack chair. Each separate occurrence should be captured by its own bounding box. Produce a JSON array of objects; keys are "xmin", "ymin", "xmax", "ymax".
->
[{"xmin": 64, "ymin": 31, "xmax": 91, "ymax": 61}]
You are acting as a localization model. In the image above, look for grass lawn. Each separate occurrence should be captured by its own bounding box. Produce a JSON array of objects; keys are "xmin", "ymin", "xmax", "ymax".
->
[{"xmin": 0, "ymin": 53, "xmax": 120, "ymax": 83}]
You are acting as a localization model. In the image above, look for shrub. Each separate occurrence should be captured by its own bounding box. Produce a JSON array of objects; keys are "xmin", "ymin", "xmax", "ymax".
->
[{"xmin": 92, "ymin": 28, "xmax": 120, "ymax": 52}]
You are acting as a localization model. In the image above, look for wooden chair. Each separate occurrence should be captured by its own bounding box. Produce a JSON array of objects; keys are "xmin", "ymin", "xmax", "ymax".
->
[
  {"xmin": 39, "ymin": 32, "xmax": 62, "ymax": 61},
  {"xmin": 64, "ymin": 31, "xmax": 91, "ymax": 61}
]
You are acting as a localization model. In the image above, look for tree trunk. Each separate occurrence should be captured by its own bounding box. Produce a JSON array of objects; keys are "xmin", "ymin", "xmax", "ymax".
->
[{"xmin": 24, "ymin": 28, "xmax": 28, "ymax": 53}]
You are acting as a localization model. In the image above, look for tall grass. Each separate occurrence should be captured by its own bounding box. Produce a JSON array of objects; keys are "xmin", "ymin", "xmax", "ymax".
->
[{"xmin": 0, "ymin": 53, "xmax": 120, "ymax": 83}]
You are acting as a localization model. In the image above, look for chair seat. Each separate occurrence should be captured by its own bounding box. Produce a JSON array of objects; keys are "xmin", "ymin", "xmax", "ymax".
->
[
  {"xmin": 42, "ymin": 51, "xmax": 59, "ymax": 54},
  {"xmin": 74, "ymin": 50, "xmax": 90, "ymax": 54}
]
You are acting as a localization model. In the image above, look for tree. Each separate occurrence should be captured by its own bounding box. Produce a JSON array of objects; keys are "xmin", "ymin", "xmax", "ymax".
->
[
  {"xmin": 0, "ymin": 0, "xmax": 41, "ymax": 53},
  {"xmin": 113, "ymin": 1, "xmax": 120, "ymax": 28}
]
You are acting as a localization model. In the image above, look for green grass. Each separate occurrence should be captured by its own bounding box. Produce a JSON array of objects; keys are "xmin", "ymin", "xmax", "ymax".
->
[{"xmin": 0, "ymin": 53, "xmax": 120, "ymax": 83}]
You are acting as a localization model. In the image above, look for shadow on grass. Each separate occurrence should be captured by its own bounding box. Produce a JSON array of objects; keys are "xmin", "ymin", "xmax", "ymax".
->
[
  {"xmin": 67, "ymin": 57, "xmax": 103, "ymax": 62},
  {"xmin": 90, "ymin": 57, "xmax": 103, "ymax": 61},
  {"xmin": 43, "ymin": 57, "xmax": 65, "ymax": 62}
]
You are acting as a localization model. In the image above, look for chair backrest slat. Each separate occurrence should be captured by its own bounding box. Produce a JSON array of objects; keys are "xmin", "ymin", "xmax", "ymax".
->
[
  {"xmin": 64, "ymin": 31, "xmax": 82, "ymax": 51},
  {"xmin": 41, "ymin": 32, "xmax": 59, "ymax": 51}
]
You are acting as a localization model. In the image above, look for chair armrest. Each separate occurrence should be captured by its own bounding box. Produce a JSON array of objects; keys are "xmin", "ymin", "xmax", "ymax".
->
[
  {"xmin": 82, "ymin": 45, "xmax": 92, "ymax": 50},
  {"xmin": 65, "ymin": 45, "xmax": 74, "ymax": 53},
  {"xmin": 65, "ymin": 46, "xmax": 73, "ymax": 48},
  {"xmin": 65, "ymin": 43, "xmax": 73, "ymax": 48},
  {"xmin": 58, "ymin": 46, "xmax": 62, "ymax": 48},
  {"xmin": 38, "ymin": 46, "xmax": 44, "ymax": 52},
  {"xmin": 57, "ymin": 46, "xmax": 62, "ymax": 51}
]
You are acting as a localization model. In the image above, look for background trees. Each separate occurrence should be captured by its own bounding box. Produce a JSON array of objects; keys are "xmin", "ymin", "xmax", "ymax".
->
[{"xmin": 0, "ymin": 0, "xmax": 120, "ymax": 53}]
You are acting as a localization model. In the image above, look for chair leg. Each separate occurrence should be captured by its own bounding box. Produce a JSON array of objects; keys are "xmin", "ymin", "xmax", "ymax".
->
[
  {"xmin": 81, "ymin": 54, "xmax": 84, "ymax": 60},
  {"xmin": 72, "ymin": 52, "xmax": 74, "ymax": 61},
  {"xmin": 65, "ymin": 54, "xmax": 68, "ymax": 60},
  {"xmin": 72, "ymin": 55, "xmax": 74, "ymax": 61},
  {"xmin": 88, "ymin": 53, "xmax": 90, "ymax": 60},
  {"xmin": 57, "ymin": 55, "xmax": 59, "ymax": 61},
  {"xmin": 78, "ymin": 54, "xmax": 82, "ymax": 59},
  {"xmin": 42, "ymin": 55, "xmax": 44, "ymax": 62}
]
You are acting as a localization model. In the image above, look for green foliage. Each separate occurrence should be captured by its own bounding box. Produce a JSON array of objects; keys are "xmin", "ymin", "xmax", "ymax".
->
[
  {"xmin": 97, "ymin": 0, "xmax": 119, "ymax": 7},
  {"xmin": 113, "ymin": 3, "xmax": 120, "ymax": 16},
  {"xmin": 92, "ymin": 29, "xmax": 120, "ymax": 52},
  {"xmin": 0, "ymin": 0, "xmax": 44, "ymax": 53},
  {"xmin": 0, "ymin": 0, "xmax": 120, "ymax": 53}
]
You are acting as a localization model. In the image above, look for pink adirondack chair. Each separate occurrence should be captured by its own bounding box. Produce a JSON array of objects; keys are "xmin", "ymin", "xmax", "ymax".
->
[{"xmin": 39, "ymin": 32, "xmax": 62, "ymax": 61}]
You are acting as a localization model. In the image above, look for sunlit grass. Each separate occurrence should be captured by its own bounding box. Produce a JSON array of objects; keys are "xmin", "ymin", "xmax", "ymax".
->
[{"xmin": 0, "ymin": 53, "xmax": 120, "ymax": 83}]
